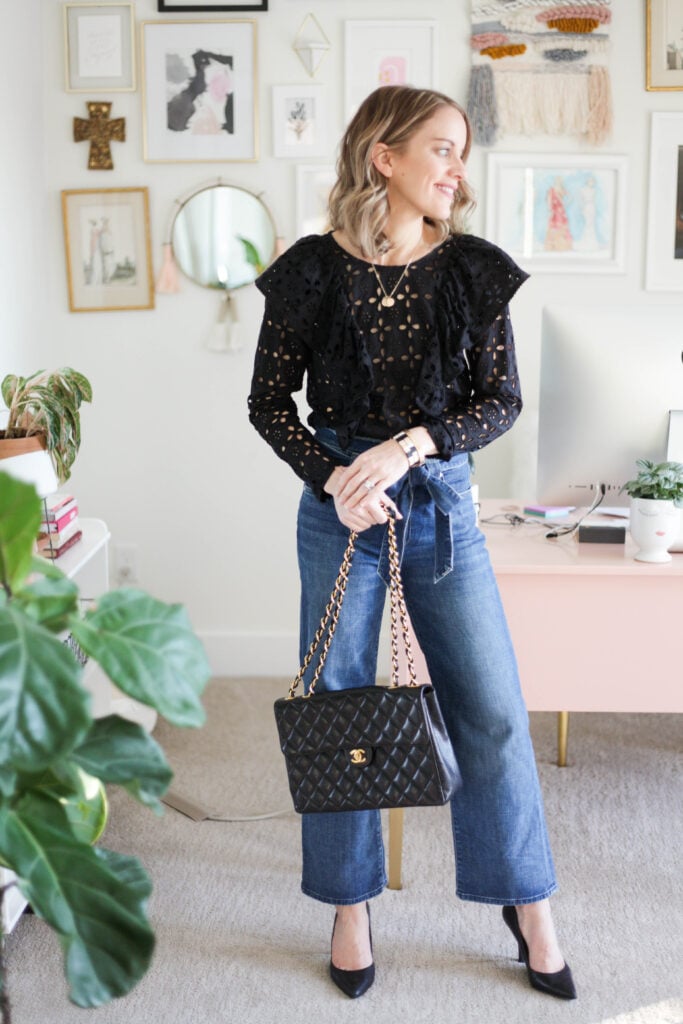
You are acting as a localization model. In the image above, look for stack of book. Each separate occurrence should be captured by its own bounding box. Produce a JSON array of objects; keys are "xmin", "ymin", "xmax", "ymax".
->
[{"xmin": 37, "ymin": 493, "xmax": 82, "ymax": 560}]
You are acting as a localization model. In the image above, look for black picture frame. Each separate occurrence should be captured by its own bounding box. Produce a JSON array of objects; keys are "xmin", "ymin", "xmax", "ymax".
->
[{"xmin": 158, "ymin": 1, "xmax": 267, "ymax": 10}]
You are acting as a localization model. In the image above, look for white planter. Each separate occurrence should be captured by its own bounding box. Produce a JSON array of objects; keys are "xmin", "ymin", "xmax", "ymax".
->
[{"xmin": 629, "ymin": 497, "xmax": 681, "ymax": 563}]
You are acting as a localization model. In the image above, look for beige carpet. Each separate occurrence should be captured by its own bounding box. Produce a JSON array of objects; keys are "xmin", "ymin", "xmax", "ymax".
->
[{"xmin": 5, "ymin": 679, "xmax": 683, "ymax": 1024}]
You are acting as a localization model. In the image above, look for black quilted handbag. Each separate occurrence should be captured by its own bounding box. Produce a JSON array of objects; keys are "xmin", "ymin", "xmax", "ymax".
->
[{"xmin": 273, "ymin": 514, "xmax": 461, "ymax": 814}]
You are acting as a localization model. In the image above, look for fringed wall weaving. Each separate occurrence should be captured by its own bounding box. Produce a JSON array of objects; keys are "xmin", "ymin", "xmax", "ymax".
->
[{"xmin": 468, "ymin": 0, "xmax": 613, "ymax": 146}]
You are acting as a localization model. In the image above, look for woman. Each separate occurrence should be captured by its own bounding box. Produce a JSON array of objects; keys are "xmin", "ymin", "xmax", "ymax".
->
[{"xmin": 248, "ymin": 85, "xmax": 576, "ymax": 1002}]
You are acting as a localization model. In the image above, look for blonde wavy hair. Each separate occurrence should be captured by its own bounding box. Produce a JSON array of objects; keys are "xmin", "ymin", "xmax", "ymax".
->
[{"xmin": 328, "ymin": 86, "xmax": 476, "ymax": 260}]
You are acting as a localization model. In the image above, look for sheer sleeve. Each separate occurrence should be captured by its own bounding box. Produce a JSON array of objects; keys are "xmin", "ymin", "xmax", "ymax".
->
[
  {"xmin": 424, "ymin": 306, "xmax": 522, "ymax": 457},
  {"xmin": 247, "ymin": 299, "xmax": 339, "ymax": 500}
]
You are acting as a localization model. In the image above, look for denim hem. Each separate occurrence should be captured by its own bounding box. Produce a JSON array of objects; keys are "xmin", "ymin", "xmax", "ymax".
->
[
  {"xmin": 301, "ymin": 880, "xmax": 387, "ymax": 906},
  {"xmin": 455, "ymin": 882, "xmax": 558, "ymax": 906}
]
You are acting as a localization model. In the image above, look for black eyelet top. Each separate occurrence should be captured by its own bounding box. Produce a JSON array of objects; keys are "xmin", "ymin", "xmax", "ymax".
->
[{"xmin": 248, "ymin": 231, "xmax": 528, "ymax": 500}]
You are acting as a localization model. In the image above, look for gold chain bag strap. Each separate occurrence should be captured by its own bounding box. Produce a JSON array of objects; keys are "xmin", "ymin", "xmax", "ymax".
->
[{"xmin": 273, "ymin": 514, "xmax": 462, "ymax": 814}]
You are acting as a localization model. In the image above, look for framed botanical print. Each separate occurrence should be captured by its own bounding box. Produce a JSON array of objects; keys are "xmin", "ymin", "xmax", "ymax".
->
[
  {"xmin": 271, "ymin": 85, "xmax": 327, "ymax": 158},
  {"xmin": 646, "ymin": 0, "xmax": 683, "ymax": 90},
  {"xmin": 486, "ymin": 153, "xmax": 628, "ymax": 274},
  {"xmin": 141, "ymin": 19, "xmax": 257, "ymax": 162},
  {"xmin": 62, "ymin": 188, "xmax": 154, "ymax": 311},
  {"xmin": 64, "ymin": 2, "xmax": 136, "ymax": 92}
]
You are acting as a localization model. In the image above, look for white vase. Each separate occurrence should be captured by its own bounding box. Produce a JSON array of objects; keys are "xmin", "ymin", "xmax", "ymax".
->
[{"xmin": 629, "ymin": 497, "xmax": 681, "ymax": 563}]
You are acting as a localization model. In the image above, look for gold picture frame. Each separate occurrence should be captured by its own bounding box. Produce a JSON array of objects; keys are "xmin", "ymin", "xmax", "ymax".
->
[
  {"xmin": 61, "ymin": 188, "xmax": 155, "ymax": 312},
  {"xmin": 646, "ymin": 0, "xmax": 683, "ymax": 91},
  {"xmin": 64, "ymin": 2, "xmax": 136, "ymax": 92},
  {"xmin": 141, "ymin": 19, "xmax": 258, "ymax": 162}
]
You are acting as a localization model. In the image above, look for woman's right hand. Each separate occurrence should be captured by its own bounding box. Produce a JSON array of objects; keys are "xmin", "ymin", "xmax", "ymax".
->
[{"xmin": 324, "ymin": 465, "xmax": 402, "ymax": 533}]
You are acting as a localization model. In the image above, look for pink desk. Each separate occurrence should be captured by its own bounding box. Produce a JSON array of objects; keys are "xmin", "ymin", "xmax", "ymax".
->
[{"xmin": 388, "ymin": 499, "xmax": 683, "ymax": 888}]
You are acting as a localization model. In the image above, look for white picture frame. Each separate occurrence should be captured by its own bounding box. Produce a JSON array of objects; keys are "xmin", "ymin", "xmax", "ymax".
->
[
  {"xmin": 295, "ymin": 164, "xmax": 335, "ymax": 239},
  {"xmin": 646, "ymin": 0, "xmax": 683, "ymax": 91},
  {"xmin": 64, "ymin": 2, "xmax": 136, "ymax": 92},
  {"xmin": 486, "ymin": 153, "xmax": 628, "ymax": 274},
  {"xmin": 344, "ymin": 20, "xmax": 437, "ymax": 123},
  {"xmin": 271, "ymin": 84, "xmax": 327, "ymax": 159},
  {"xmin": 141, "ymin": 19, "xmax": 257, "ymax": 163},
  {"xmin": 645, "ymin": 112, "xmax": 683, "ymax": 291}
]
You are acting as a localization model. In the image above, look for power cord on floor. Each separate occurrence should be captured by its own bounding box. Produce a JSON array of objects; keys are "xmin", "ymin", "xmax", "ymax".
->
[{"xmin": 162, "ymin": 788, "xmax": 292, "ymax": 822}]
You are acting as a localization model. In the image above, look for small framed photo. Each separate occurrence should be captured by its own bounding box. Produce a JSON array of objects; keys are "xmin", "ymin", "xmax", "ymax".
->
[
  {"xmin": 272, "ymin": 85, "xmax": 327, "ymax": 158},
  {"xmin": 141, "ymin": 19, "xmax": 257, "ymax": 162},
  {"xmin": 295, "ymin": 165, "xmax": 335, "ymax": 239},
  {"xmin": 645, "ymin": 113, "xmax": 683, "ymax": 290},
  {"xmin": 344, "ymin": 20, "xmax": 437, "ymax": 122},
  {"xmin": 61, "ymin": 188, "xmax": 154, "ymax": 312},
  {"xmin": 158, "ymin": 1, "xmax": 267, "ymax": 10},
  {"xmin": 486, "ymin": 153, "xmax": 628, "ymax": 274},
  {"xmin": 64, "ymin": 2, "xmax": 135, "ymax": 92},
  {"xmin": 646, "ymin": 0, "xmax": 683, "ymax": 90}
]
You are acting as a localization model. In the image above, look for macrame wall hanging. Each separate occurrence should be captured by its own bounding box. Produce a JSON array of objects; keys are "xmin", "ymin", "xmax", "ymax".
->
[{"xmin": 468, "ymin": 0, "xmax": 613, "ymax": 147}]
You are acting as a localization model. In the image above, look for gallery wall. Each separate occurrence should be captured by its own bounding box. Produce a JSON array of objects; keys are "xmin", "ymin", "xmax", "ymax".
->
[{"xmin": 4, "ymin": 0, "xmax": 682, "ymax": 674}]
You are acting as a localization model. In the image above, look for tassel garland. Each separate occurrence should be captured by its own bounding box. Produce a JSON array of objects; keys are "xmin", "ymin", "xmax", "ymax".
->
[{"xmin": 155, "ymin": 242, "xmax": 181, "ymax": 294}]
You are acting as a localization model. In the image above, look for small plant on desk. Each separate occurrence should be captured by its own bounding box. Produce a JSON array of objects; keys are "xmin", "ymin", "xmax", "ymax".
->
[{"xmin": 620, "ymin": 459, "xmax": 683, "ymax": 563}]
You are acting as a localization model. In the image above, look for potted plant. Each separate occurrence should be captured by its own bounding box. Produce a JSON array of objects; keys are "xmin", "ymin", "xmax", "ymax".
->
[
  {"xmin": 620, "ymin": 459, "xmax": 683, "ymax": 563},
  {"xmin": 0, "ymin": 471, "xmax": 211, "ymax": 1019},
  {"xmin": 0, "ymin": 368, "xmax": 92, "ymax": 494}
]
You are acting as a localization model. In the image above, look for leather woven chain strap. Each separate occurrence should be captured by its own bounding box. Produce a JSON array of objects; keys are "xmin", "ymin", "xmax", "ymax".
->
[{"xmin": 287, "ymin": 513, "xmax": 418, "ymax": 699}]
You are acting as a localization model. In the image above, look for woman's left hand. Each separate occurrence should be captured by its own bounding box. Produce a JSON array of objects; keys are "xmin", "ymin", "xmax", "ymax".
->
[{"xmin": 334, "ymin": 439, "xmax": 411, "ymax": 515}]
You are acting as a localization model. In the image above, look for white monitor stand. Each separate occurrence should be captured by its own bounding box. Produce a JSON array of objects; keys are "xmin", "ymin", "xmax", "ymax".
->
[{"xmin": 667, "ymin": 410, "xmax": 683, "ymax": 552}]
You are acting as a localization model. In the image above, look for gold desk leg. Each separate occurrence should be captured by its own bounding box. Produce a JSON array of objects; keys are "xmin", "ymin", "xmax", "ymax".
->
[
  {"xmin": 388, "ymin": 807, "xmax": 404, "ymax": 890},
  {"xmin": 557, "ymin": 711, "xmax": 569, "ymax": 767}
]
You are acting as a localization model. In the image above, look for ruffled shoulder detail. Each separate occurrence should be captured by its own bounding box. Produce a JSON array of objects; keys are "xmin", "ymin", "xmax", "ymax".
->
[
  {"xmin": 411, "ymin": 235, "xmax": 527, "ymax": 416},
  {"xmin": 255, "ymin": 234, "xmax": 337, "ymax": 332},
  {"xmin": 447, "ymin": 234, "xmax": 529, "ymax": 336}
]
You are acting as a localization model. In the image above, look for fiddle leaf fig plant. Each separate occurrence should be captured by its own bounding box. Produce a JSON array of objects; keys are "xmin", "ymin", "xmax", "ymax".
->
[
  {"xmin": 0, "ymin": 471, "xmax": 211, "ymax": 1016},
  {"xmin": 620, "ymin": 459, "xmax": 683, "ymax": 505},
  {"xmin": 0, "ymin": 368, "xmax": 92, "ymax": 484}
]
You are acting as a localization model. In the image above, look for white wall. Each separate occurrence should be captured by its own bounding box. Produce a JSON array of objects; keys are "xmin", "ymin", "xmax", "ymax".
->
[
  {"xmin": 0, "ymin": 0, "xmax": 47, "ymax": 380},
  {"xmin": 27, "ymin": 1, "xmax": 683, "ymax": 674}
]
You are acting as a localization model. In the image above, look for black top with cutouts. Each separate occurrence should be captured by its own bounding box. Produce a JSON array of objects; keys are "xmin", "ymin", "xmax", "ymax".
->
[{"xmin": 248, "ymin": 232, "xmax": 527, "ymax": 499}]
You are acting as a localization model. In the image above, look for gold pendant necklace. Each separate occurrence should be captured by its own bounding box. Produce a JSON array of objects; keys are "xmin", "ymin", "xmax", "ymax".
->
[{"xmin": 371, "ymin": 240, "xmax": 421, "ymax": 308}]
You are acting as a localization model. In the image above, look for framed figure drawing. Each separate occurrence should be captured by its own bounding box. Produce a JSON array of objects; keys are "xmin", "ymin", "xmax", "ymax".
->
[
  {"xmin": 646, "ymin": 0, "xmax": 683, "ymax": 90},
  {"xmin": 62, "ymin": 188, "xmax": 154, "ymax": 311},
  {"xmin": 64, "ymin": 2, "xmax": 135, "ymax": 92},
  {"xmin": 645, "ymin": 112, "xmax": 683, "ymax": 290},
  {"xmin": 486, "ymin": 153, "xmax": 628, "ymax": 274},
  {"xmin": 272, "ymin": 85, "xmax": 326, "ymax": 158},
  {"xmin": 141, "ymin": 19, "xmax": 257, "ymax": 162},
  {"xmin": 344, "ymin": 21, "xmax": 437, "ymax": 122}
]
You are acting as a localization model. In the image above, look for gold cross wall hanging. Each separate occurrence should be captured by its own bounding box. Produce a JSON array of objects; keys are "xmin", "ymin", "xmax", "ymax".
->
[{"xmin": 73, "ymin": 101, "xmax": 126, "ymax": 170}]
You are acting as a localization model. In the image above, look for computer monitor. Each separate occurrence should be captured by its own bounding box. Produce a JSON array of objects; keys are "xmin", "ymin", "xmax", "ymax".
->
[{"xmin": 537, "ymin": 305, "xmax": 683, "ymax": 507}]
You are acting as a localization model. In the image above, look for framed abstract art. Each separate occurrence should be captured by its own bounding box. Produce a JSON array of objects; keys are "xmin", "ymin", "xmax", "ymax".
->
[{"xmin": 141, "ymin": 19, "xmax": 257, "ymax": 162}]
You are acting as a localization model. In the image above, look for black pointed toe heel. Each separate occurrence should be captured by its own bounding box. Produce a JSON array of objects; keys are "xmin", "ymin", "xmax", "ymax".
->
[
  {"xmin": 329, "ymin": 902, "xmax": 375, "ymax": 999},
  {"xmin": 502, "ymin": 905, "xmax": 577, "ymax": 1000}
]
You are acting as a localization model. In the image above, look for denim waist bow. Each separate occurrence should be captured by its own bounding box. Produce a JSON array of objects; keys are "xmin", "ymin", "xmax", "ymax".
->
[{"xmin": 382, "ymin": 457, "xmax": 470, "ymax": 584}]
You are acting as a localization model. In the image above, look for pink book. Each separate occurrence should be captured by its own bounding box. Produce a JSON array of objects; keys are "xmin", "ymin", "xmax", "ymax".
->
[{"xmin": 40, "ymin": 505, "xmax": 79, "ymax": 533}]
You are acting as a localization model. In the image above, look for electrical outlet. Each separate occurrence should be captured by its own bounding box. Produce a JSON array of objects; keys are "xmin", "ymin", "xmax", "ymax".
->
[{"xmin": 115, "ymin": 544, "xmax": 139, "ymax": 585}]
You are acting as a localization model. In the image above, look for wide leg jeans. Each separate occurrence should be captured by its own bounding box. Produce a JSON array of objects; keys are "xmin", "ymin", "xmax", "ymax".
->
[{"xmin": 297, "ymin": 429, "xmax": 557, "ymax": 907}]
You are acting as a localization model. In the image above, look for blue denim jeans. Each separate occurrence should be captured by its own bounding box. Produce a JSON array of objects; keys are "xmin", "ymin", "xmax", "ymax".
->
[{"xmin": 297, "ymin": 428, "xmax": 557, "ymax": 907}]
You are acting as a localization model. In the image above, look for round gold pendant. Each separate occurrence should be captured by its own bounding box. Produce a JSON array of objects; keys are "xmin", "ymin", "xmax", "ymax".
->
[{"xmin": 381, "ymin": 296, "xmax": 395, "ymax": 308}]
